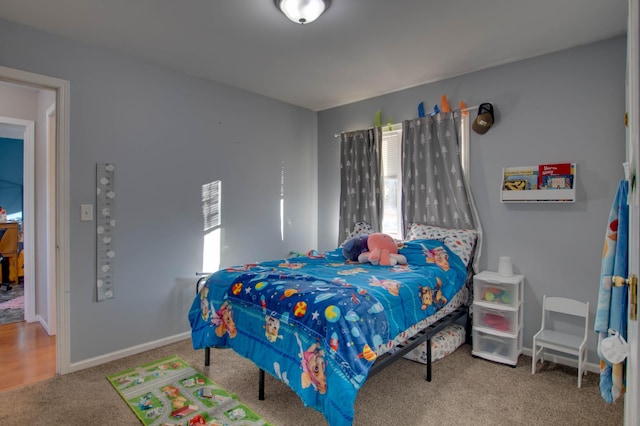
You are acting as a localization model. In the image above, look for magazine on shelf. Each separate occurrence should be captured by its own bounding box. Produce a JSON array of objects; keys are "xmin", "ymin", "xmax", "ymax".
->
[
  {"xmin": 538, "ymin": 163, "xmax": 575, "ymax": 189},
  {"xmin": 502, "ymin": 166, "xmax": 538, "ymax": 190}
]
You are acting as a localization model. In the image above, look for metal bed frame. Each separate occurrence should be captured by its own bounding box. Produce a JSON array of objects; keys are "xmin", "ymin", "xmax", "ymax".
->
[{"xmin": 195, "ymin": 274, "xmax": 471, "ymax": 400}]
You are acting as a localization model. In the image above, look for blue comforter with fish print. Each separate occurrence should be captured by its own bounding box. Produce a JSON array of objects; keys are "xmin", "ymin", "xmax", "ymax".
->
[{"xmin": 189, "ymin": 239, "xmax": 467, "ymax": 426}]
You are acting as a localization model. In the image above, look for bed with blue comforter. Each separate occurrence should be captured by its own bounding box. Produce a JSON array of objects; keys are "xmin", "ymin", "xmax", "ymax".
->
[{"xmin": 189, "ymin": 238, "xmax": 469, "ymax": 425}]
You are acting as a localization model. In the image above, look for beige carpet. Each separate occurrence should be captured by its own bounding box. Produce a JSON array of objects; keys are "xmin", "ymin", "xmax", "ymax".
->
[{"xmin": 0, "ymin": 340, "xmax": 624, "ymax": 425}]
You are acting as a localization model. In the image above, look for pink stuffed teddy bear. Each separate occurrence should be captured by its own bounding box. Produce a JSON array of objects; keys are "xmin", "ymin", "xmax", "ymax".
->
[{"xmin": 358, "ymin": 233, "xmax": 407, "ymax": 266}]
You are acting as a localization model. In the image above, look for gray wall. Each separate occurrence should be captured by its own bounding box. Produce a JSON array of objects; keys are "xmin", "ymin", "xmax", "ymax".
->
[
  {"xmin": 0, "ymin": 18, "xmax": 318, "ymax": 363},
  {"xmin": 318, "ymin": 36, "xmax": 626, "ymax": 362}
]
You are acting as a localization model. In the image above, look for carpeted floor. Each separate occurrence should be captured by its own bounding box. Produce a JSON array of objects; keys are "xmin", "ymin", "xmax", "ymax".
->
[
  {"xmin": 0, "ymin": 284, "xmax": 24, "ymax": 325},
  {"xmin": 0, "ymin": 339, "xmax": 624, "ymax": 425}
]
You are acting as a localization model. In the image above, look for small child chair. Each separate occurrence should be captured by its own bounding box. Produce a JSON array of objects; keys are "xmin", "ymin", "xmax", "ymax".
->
[{"xmin": 531, "ymin": 295, "xmax": 589, "ymax": 388}]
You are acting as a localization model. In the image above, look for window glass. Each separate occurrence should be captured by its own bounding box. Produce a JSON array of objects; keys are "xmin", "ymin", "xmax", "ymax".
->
[{"xmin": 381, "ymin": 128, "xmax": 402, "ymax": 239}]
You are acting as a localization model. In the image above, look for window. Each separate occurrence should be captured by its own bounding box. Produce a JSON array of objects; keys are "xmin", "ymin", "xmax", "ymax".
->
[
  {"xmin": 380, "ymin": 115, "xmax": 468, "ymax": 241},
  {"xmin": 380, "ymin": 114, "xmax": 471, "ymax": 240},
  {"xmin": 202, "ymin": 180, "xmax": 221, "ymax": 273},
  {"xmin": 381, "ymin": 126, "xmax": 402, "ymax": 240}
]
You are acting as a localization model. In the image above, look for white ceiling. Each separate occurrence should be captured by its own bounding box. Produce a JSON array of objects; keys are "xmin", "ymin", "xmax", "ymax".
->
[{"xmin": 0, "ymin": 0, "xmax": 628, "ymax": 111}]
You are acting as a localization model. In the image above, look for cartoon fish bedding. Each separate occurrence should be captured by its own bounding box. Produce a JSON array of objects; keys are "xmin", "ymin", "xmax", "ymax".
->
[{"xmin": 189, "ymin": 238, "xmax": 468, "ymax": 426}]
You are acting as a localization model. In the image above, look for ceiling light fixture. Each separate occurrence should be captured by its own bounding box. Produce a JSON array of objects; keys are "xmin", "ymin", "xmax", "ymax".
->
[{"xmin": 274, "ymin": 0, "xmax": 331, "ymax": 25}]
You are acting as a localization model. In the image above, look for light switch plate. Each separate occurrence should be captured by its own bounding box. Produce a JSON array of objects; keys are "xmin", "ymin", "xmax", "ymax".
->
[{"xmin": 80, "ymin": 204, "xmax": 93, "ymax": 221}]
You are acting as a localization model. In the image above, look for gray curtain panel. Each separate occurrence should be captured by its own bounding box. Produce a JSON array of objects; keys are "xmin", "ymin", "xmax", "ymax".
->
[
  {"xmin": 338, "ymin": 128, "xmax": 382, "ymax": 244},
  {"xmin": 401, "ymin": 113, "xmax": 476, "ymax": 233}
]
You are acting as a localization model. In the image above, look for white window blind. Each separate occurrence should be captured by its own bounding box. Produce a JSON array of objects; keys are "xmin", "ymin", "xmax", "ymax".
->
[{"xmin": 202, "ymin": 180, "xmax": 221, "ymax": 231}]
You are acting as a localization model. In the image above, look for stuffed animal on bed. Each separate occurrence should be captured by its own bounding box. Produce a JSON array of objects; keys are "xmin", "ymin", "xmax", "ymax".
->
[
  {"xmin": 357, "ymin": 233, "xmax": 407, "ymax": 266},
  {"xmin": 342, "ymin": 235, "xmax": 370, "ymax": 262}
]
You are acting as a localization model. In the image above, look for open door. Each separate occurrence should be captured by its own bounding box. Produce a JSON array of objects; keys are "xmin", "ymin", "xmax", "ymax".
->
[{"xmin": 626, "ymin": 0, "xmax": 639, "ymax": 424}]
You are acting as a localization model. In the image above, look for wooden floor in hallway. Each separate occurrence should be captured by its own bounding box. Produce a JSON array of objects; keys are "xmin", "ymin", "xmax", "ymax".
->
[{"xmin": 0, "ymin": 321, "xmax": 56, "ymax": 392}]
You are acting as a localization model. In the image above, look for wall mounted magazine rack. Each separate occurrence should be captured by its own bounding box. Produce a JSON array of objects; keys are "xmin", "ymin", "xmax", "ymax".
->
[{"xmin": 501, "ymin": 163, "xmax": 576, "ymax": 203}]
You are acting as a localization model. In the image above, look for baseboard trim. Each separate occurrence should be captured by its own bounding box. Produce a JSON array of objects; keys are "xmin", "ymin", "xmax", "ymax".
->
[
  {"xmin": 68, "ymin": 331, "xmax": 191, "ymax": 373},
  {"xmin": 66, "ymin": 335, "xmax": 602, "ymax": 375},
  {"xmin": 35, "ymin": 314, "xmax": 52, "ymax": 336},
  {"xmin": 522, "ymin": 347, "xmax": 600, "ymax": 373}
]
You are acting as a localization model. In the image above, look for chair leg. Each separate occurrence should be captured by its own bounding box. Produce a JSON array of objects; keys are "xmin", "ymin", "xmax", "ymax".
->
[
  {"xmin": 531, "ymin": 340, "xmax": 537, "ymax": 374},
  {"xmin": 577, "ymin": 353, "xmax": 582, "ymax": 388}
]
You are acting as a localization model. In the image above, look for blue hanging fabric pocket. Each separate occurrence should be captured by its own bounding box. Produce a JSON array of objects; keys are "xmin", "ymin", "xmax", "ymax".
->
[{"xmin": 595, "ymin": 179, "xmax": 629, "ymax": 403}]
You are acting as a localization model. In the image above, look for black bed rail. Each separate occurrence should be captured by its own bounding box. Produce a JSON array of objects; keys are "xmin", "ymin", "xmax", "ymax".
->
[
  {"xmin": 367, "ymin": 305, "xmax": 469, "ymax": 382},
  {"xmin": 257, "ymin": 305, "xmax": 469, "ymax": 400}
]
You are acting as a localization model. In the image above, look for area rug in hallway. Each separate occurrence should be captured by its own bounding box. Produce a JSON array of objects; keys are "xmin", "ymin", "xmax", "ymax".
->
[
  {"xmin": 0, "ymin": 284, "xmax": 24, "ymax": 325},
  {"xmin": 107, "ymin": 355, "xmax": 273, "ymax": 426}
]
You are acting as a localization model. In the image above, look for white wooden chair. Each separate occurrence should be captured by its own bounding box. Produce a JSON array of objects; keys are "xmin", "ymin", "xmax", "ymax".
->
[{"xmin": 531, "ymin": 295, "xmax": 589, "ymax": 388}]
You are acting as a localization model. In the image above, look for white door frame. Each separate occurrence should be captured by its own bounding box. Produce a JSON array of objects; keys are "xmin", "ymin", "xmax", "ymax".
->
[
  {"xmin": 0, "ymin": 116, "xmax": 35, "ymax": 323},
  {"xmin": 626, "ymin": 0, "xmax": 639, "ymax": 424},
  {"xmin": 45, "ymin": 103, "xmax": 57, "ymax": 335},
  {"xmin": 0, "ymin": 65, "xmax": 71, "ymax": 375}
]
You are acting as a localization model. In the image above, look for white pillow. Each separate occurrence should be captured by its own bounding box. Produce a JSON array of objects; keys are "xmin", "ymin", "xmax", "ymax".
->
[{"xmin": 405, "ymin": 223, "xmax": 477, "ymax": 266}]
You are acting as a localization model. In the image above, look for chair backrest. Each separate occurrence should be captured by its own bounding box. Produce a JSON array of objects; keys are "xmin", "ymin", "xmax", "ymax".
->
[
  {"xmin": 544, "ymin": 296, "xmax": 589, "ymax": 318},
  {"xmin": 541, "ymin": 295, "xmax": 589, "ymax": 335}
]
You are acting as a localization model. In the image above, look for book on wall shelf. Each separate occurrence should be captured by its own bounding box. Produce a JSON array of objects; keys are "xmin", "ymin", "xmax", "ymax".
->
[
  {"xmin": 502, "ymin": 166, "xmax": 538, "ymax": 191},
  {"xmin": 501, "ymin": 162, "xmax": 576, "ymax": 203},
  {"xmin": 537, "ymin": 163, "xmax": 575, "ymax": 190}
]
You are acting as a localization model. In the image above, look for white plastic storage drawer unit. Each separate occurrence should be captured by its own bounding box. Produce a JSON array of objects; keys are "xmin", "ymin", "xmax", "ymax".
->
[{"xmin": 472, "ymin": 271, "xmax": 524, "ymax": 366}]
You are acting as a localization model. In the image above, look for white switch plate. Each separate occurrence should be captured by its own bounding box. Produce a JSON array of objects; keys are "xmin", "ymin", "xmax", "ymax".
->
[{"xmin": 80, "ymin": 204, "xmax": 93, "ymax": 221}]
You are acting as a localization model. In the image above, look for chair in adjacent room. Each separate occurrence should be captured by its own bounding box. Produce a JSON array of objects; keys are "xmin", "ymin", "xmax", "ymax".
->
[{"xmin": 531, "ymin": 295, "xmax": 589, "ymax": 388}]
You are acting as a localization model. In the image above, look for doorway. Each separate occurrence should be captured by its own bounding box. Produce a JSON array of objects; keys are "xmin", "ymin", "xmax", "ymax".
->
[
  {"xmin": 0, "ymin": 116, "xmax": 34, "ymax": 325},
  {"xmin": 0, "ymin": 65, "xmax": 71, "ymax": 377}
]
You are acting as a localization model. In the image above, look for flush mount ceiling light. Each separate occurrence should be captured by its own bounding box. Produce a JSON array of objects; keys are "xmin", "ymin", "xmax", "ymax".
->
[{"xmin": 274, "ymin": 0, "xmax": 331, "ymax": 25}]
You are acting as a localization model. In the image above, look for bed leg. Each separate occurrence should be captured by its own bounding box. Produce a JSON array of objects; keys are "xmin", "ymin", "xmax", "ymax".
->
[
  {"xmin": 426, "ymin": 337, "xmax": 432, "ymax": 382},
  {"xmin": 259, "ymin": 368, "xmax": 265, "ymax": 400},
  {"xmin": 204, "ymin": 347, "xmax": 210, "ymax": 366}
]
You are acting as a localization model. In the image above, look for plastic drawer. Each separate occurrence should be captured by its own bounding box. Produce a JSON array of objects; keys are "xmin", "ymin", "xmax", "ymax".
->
[
  {"xmin": 473, "ymin": 329, "xmax": 518, "ymax": 361},
  {"xmin": 474, "ymin": 278, "xmax": 519, "ymax": 308},
  {"xmin": 473, "ymin": 304, "xmax": 518, "ymax": 334}
]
